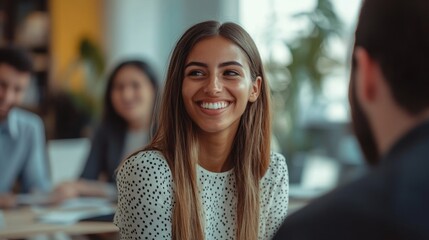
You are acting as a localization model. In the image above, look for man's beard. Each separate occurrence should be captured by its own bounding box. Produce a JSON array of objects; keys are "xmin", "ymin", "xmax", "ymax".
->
[{"xmin": 349, "ymin": 64, "xmax": 380, "ymax": 165}]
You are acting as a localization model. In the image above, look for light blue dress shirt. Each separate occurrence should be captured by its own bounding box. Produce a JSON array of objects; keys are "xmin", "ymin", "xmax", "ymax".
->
[{"xmin": 0, "ymin": 108, "xmax": 51, "ymax": 193}]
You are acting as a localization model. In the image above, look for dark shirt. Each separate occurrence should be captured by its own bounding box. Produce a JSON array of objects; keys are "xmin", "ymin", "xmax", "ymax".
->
[
  {"xmin": 80, "ymin": 123, "xmax": 125, "ymax": 183},
  {"xmin": 274, "ymin": 120, "xmax": 429, "ymax": 240}
]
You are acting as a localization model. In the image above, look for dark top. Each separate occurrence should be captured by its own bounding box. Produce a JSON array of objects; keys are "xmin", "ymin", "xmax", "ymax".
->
[
  {"xmin": 80, "ymin": 123, "xmax": 126, "ymax": 183},
  {"xmin": 274, "ymin": 120, "xmax": 429, "ymax": 240}
]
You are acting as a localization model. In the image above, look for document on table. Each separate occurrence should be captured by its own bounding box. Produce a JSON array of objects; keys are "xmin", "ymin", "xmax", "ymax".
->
[
  {"xmin": 34, "ymin": 197, "xmax": 116, "ymax": 225},
  {"xmin": 0, "ymin": 211, "xmax": 4, "ymax": 229},
  {"xmin": 16, "ymin": 193, "xmax": 55, "ymax": 206}
]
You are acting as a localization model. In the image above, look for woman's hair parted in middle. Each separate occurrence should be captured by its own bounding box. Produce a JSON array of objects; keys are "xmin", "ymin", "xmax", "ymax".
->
[{"xmin": 146, "ymin": 20, "xmax": 272, "ymax": 240}]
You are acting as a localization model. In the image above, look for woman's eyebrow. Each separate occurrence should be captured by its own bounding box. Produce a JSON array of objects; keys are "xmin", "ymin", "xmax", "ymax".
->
[
  {"xmin": 218, "ymin": 61, "xmax": 243, "ymax": 68},
  {"xmin": 185, "ymin": 61, "xmax": 244, "ymax": 69},
  {"xmin": 185, "ymin": 61, "xmax": 207, "ymax": 69}
]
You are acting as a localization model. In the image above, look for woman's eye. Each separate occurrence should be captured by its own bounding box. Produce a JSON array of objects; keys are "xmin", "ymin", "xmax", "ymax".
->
[
  {"xmin": 132, "ymin": 82, "xmax": 141, "ymax": 89},
  {"xmin": 224, "ymin": 70, "xmax": 239, "ymax": 77},
  {"xmin": 187, "ymin": 70, "xmax": 204, "ymax": 77},
  {"xmin": 113, "ymin": 84, "xmax": 122, "ymax": 91}
]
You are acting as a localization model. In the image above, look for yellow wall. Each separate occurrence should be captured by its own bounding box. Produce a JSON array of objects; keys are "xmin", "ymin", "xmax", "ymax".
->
[{"xmin": 50, "ymin": 0, "xmax": 103, "ymax": 91}]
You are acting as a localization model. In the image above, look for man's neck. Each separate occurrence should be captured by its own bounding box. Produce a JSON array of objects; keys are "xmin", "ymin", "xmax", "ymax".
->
[{"xmin": 375, "ymin": 108, "xmax": 429, "ymax": 157}]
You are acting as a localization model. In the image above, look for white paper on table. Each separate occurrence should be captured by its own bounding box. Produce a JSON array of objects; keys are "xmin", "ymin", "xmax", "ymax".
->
[
  {"xmin": 16, "ymin": 193, "xmax": 54, "ymax": 206},
  {"xmin": 0, "ymin": 210, "xmax": 5, "ymax": 229},
  {"xmin": 34, "ymin": 197, "xmax": 115, "ymax": 225},
  {"xmin": 36, "ymin": 206, "xmax": 115, "ymax": 224}
]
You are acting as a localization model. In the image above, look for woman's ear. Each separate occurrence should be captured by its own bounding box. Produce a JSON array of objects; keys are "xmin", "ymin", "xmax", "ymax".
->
[{"xmin": 249, "ymin": 77, "xmax": 262, "ymax": 102}]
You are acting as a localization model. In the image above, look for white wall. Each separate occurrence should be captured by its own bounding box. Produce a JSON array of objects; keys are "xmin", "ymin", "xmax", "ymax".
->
[
  {"xmin": 104, "ymin": 0, "xmax": 163, "ymax": 75},
  {"xmin": 103, "ymin": 0, "xmax": 239, "ymax": 81}
]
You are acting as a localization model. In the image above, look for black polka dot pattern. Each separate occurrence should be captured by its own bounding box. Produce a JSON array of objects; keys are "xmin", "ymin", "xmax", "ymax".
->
[{"xmin": 114, "ymin": 151, "xmax": 288, "ymax": 239}]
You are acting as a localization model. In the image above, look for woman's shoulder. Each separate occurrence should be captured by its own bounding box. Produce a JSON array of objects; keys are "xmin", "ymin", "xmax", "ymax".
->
[
  {"xmin": 123, "ymin": 150, "xmax": 168, "ymax": 167},
  {"xmin": 117, "ymin": 150, "xmax": 171, "ymax": 179},
  {"xmin": 265, "ymin": 152, "xmax": 288, "ymax": 179},
  {"xmin": 270, "ymin": 152, "xmax": 287, "ymax": 168}
]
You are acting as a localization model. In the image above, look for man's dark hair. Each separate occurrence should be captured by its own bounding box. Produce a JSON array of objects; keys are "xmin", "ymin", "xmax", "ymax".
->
[
  {"xmin": 355, "ymin": 0, "xmax": 429, "ymax": 115},
  {"xmin": 0, "ymin": 47, "xmax": 33, "ymax": 73}
]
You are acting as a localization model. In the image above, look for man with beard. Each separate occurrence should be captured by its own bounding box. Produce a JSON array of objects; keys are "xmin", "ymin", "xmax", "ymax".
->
[
  {"xmin": 0, "ymin": 47, "xmax": 51, "ymax": 208},
  {"xmin": 273, "ymin": 0, "xmax": 429, "ymax": 239}
]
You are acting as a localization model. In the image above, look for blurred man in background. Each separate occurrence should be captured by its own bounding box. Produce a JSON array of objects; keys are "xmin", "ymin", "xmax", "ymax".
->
[
  {"xmin": 0, "ymin": 47, "xmax": 51, "ymax": 208},
  {"xmin": 274, "ymin": 0, "xmax": 429, "ymax": 239}
]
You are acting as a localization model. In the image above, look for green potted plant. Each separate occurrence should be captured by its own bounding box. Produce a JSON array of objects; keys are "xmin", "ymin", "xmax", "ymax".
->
[{"xmin": 266, "ymin": 0, "xmax": 343, "ymax": 161}]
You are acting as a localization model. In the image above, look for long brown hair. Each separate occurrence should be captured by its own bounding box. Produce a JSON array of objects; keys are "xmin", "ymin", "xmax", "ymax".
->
[{"xmin": 144, "ymin": 21, "xmax": 271, "ymax": 240}]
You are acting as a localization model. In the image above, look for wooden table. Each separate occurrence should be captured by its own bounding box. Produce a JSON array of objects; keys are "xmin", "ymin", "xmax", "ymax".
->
[{"xmin": 0, "ymin": 207, "xmax": 118, "ymax": 239}]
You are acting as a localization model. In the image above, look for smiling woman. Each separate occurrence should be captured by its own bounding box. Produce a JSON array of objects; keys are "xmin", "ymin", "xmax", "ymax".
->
[
  {"xmin": 114, "ymin": 21, "xmax": 289, "ymax": 240},
  {"xmin": 53, "ymin": 60, "xmax": 159, "ymax": 202},
  {"xmin": 182, "ymin": 36, "xmax": 261, "ymax": 153}
]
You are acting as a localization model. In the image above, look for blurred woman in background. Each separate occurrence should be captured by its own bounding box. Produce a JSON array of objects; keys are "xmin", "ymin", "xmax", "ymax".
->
[{"xmin": 54, "ymin": 59, "xmax": 159, "ymax": 200}]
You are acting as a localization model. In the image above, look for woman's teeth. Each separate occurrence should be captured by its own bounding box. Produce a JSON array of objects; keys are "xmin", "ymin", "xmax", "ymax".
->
[{"xmin": 200, "ymin": 101, "xmax": 229, "ymax": 110}]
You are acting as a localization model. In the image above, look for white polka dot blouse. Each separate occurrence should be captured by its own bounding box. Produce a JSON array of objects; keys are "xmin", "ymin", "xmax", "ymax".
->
[{"xmin": 114, "ymin": 150, "xmax": 289, "ymax": 240}]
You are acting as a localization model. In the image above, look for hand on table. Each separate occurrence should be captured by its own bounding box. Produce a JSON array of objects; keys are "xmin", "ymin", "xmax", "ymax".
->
[
  {"xmin": 0, "ymin": 193, "xmax": 17, "ymax": 209},
  {"xmin": 52, "ymin": 181, "xmax": 82, "ymax": 203}
]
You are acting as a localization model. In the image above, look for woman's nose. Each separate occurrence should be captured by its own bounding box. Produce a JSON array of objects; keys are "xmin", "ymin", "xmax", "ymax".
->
[
  {"xmin": 121, "ymin": 86, "xmax": 134, "ymax": 101},
  {"xmin": 203, "ymin": 75, "xmax": 222, "ymax": 95}
]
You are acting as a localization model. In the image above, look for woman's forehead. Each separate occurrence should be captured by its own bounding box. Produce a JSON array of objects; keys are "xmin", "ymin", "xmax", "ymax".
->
[{"xmin": 185, "ymin": 36, "xmax": 250, "ymax": 68}]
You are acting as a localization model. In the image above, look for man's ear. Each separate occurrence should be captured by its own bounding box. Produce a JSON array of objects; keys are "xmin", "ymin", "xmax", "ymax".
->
[
  {"xmin": 249, "ymin": 76, "xmax": 262, "ymax": 102},
  {"xmin": 354, "ymin": 47, "xmax": 379, "ymax": 103}
]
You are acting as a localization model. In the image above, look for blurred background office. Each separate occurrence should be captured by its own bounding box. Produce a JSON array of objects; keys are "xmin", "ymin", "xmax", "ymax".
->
[
  {"xmin": 0, "ymin": 0, "xmax": 362, "ymax": 208},
  {"xmin": 240, "ymin": 0, "xmax": 364, "ymax": 202}
]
